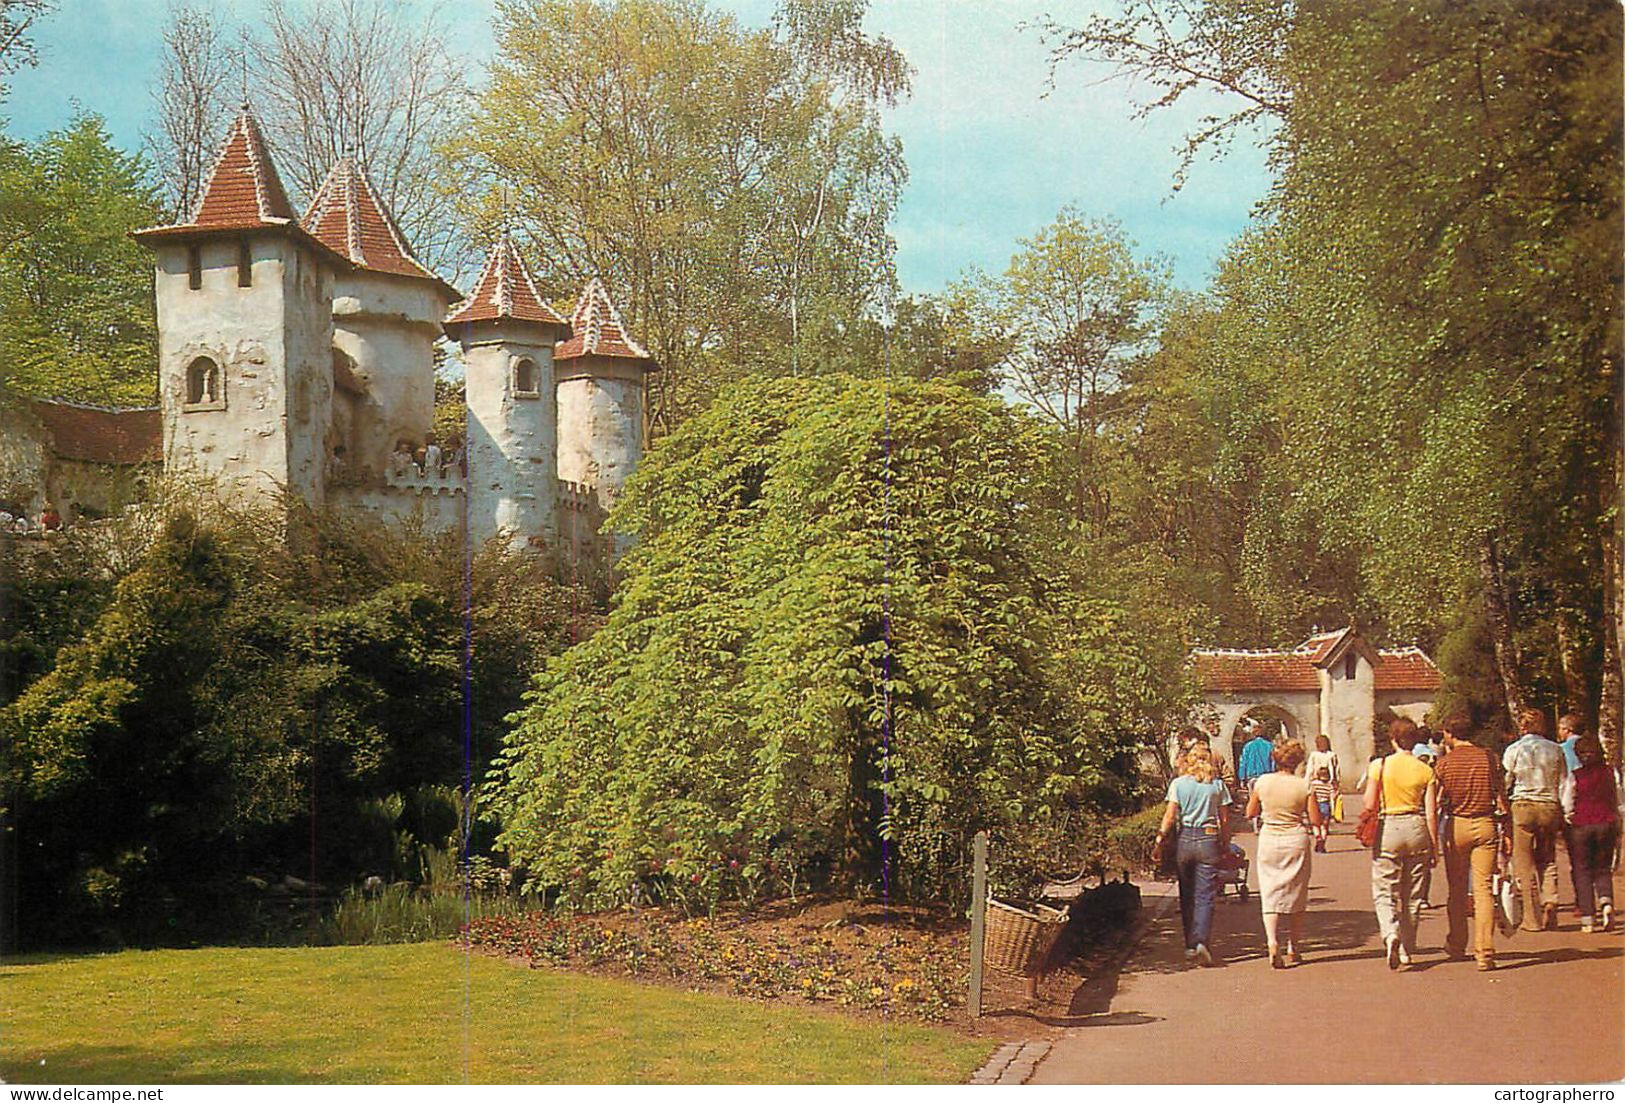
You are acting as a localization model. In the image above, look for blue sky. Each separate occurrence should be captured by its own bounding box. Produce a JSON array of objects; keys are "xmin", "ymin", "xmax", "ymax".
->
[{"xmin": 3, "ymin": 0, "xmax": 1273, "ymax": 294}]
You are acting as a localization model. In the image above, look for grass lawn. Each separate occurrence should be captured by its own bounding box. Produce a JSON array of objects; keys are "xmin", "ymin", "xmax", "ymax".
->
[{"xmin": 0, "ymin": 943, "xmax": 993, "ymax": 1084}]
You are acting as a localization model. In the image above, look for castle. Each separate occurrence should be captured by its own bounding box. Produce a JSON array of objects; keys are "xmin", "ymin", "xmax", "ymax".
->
[{"xmin": 117, "ymin": 106, "xmax": 655, "ymax": 557}]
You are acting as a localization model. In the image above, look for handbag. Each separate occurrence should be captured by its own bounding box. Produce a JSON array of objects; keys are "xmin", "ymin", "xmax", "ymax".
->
[
  {"xmin": 1495, "ymin": 873, "xmax": 1523, "ymax": 936},
  {"xmin": 1355, "ymin": 755, "xmax": 1385, "ymax": 850},
  {"xmin": 1493, "ymin": 824, "xmax": 1522, "ymax": 935},
  {"xmin": 1155, "ymin": 821, "xmax": 1180, "ymax": 880}
]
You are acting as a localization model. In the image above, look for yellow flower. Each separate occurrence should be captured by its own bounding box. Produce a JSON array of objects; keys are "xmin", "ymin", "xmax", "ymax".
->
[
  {"xmin": 801, "ymin": 976, "xmax": 814, "ymax": 987},
  {"xmin": 602, "ymin": 930, "xmax": 614, "ymax": 938},
  {"xmin": 869, "ymin": 986, "xmax": 884, "ymax": 999}
]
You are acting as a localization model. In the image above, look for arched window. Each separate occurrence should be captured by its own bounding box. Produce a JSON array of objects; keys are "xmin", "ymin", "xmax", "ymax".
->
[
  {"xmin": 187, "ymin": 245, "xmax": 203, "ymax": 290},
  {"xmin": 186, "ymin": 356, "xmax": 220, "ymax": 406},
  {"xmin": 237, "ymin": 239, "xmax": 253, "ymax": 287},
  {"xmin": 1344, "ymin": 653, "xmax": 1358, "ymax": 680},
  {"xmin": 514, "ymin": 357, "xmax": 538, "ymax": 397}
]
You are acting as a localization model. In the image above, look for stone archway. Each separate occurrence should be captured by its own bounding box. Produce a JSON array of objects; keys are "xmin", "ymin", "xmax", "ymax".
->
[
  {"xmin": 1199, "ymin": 692, "xmax": 1321, "ymax": 777},
  {"xmin": 1227, "ymin": 703, "xmax": 1301, "ymax": 769}
]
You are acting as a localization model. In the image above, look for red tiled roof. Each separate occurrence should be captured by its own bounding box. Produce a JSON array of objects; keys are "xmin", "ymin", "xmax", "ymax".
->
[
  {"xmin": 1193, "ymin": 652, "xmax": 1321, "ymax": 693},
  {"xmin": 444, "ymin": 235, "xmax": 569, "ymax": 330},
  {"xmin": 1193, "ymin": 642, "xmax": 1443, "ymax": 694},
  {"xmin": 1374, "ymin": 648, "xmax": 1443, "ymax": 692},
  {"xmin": 303, "ymin": 157, "xmax": 451, "ymax": 295},
  {"xmin": 141, "ymin": 109, "xmax": 297, "ymax": 235},
  {"xmin": 1300, "ymin": 629, "xmax": 1347, "ymax": 664},
  {"xmin": 555, "ymin": 277, "xmax": 653, "ymax": 365},
  {"xmin": 30, "ymin": 400, "xmax": 160, "ymax": 466}
]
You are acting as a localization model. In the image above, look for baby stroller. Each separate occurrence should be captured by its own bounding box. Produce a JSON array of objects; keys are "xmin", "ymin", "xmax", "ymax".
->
[{"xmin": 1216, "ymin": 841, "xmax": 1250, "ymax": 901}]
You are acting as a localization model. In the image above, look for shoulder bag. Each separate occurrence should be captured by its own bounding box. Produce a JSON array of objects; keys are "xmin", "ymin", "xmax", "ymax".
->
[{"xmin": 1355, "ymin": 755, "xmax": 1385, "ymax": 850}]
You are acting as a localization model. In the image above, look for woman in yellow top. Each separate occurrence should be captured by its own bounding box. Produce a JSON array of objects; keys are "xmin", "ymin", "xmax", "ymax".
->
[{"xmin": 1362, "ymin": 718, "xmax": 1439, "ymax": 969}]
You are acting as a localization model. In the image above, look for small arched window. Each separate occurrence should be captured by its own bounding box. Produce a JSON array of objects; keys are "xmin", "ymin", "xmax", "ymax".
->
[
  {"xmin": 513, "ymin": 357, "xmax": 538, "ymax": 397},
  {"xmin": 187, "ymin": 245, "xmax": 203, "ymax": 290},
  {"xmin": 186, "ymin": 356, "xmax": 220, "ymax": 406},
  {"xmin": 237, "ymin": 239, "xmax": 253, "ymax": 287},
  {"xmin": 1344, "ymin": 653, "xmax": 1358, "ymax": 681}
]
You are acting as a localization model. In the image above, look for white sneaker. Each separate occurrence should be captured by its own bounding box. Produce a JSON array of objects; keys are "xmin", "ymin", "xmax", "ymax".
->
[
  {"xmin": 1602, "ymin": 902, "xmax": 1614, "ymax": 932},
  {"xmin": 1194, "ymin": 943, "xmax": 1213, "ymax": 967},
  {"xmin": 1184, "ymin": 946, "xmax": 1197, "ymax": 962},
  {"xmin": 1581, "ymin": 917, "xmax": 1594, "ymax": 933},
  {"xmin": 1398, "ymin": 945, "xmax": 1413, "ymax": 966}
]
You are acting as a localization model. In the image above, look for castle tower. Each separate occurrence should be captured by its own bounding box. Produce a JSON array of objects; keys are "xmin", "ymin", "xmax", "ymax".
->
[
  {"xmin": 134, "ymin": 106, "xmax": 347, "ymax": 508},
  {"xmin": 554, "ymin": 278, "xmax": 657, "ymax": 510},
  {"xmin": 302, "ymin": 157, "xmax": 459, "ymax": 480},
  {"xmin": 444, "ymin": 235, "xmax": 571, "ymax": 548}
]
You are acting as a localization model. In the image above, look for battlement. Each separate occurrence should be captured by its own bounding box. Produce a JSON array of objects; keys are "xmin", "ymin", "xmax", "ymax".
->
[{"xmin": 381, "ymin": 469, "xmax": 466, "ymax": 495}]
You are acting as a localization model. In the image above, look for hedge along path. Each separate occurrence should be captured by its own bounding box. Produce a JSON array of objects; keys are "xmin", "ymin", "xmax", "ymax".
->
[{"xmin": 0, "ymin": 944, "xmax": 993, "ymax": 1084}]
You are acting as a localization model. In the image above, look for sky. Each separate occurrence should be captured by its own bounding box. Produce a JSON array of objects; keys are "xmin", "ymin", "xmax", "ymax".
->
[{"xmin": 3, "ymin": 0, "xmax": 1274, "ymax": 295}]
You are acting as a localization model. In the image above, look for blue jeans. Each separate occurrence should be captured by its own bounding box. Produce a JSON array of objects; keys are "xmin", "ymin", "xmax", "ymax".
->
[{"xmin": 1176, "ymin": 832, "xmax": 1222, "ymax": 949}]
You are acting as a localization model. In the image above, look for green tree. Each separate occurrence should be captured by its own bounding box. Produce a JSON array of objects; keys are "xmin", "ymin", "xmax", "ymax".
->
[
  {"xmin": 953, "ymin": 210, "xmax": 1171, "ymax": 530},
  {"xmin": 460, "ymin": 0, "xmax": 908, "ymax": 430},
  {"xmin": 0, "ymin": 114, "xmax": 161, "ymax": 406},
  {"xmin": 489, "ymin": 375, "xmax": 1186, "ymax": 908},
  {"xmin": 1048, "ymin": 2, "xmax": 1622, "ymax": 748}
]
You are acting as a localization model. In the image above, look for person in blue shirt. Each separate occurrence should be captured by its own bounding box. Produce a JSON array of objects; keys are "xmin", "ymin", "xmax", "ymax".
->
[
  {"xmin": 1238, "ymin": 729, "xmax": 1277, "ymax": 782},
  {"xmin": 1237, "ymin": 728, "xmax": 1277, "ymax": 830},
  {"xmin": 1154, "ymin": 741, "xmax": 1232, "ymax": 966},
  {"xmin": 1559, "ymin": 713, "xmax": 1586, "ymax": 772}
]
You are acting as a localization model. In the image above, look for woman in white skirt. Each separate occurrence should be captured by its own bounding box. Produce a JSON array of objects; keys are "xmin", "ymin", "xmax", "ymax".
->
[{"xmin": 1246, "ymin": 738, "xmax": 1324, "ymax": 968}]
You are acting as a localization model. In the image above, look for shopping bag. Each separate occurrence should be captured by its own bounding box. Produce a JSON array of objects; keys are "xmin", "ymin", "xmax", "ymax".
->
[
  {"xmin": 1494, "ymin": 873, "xmax": 1522, "ymax": 936},
  {"xmin": 1331, "ymin": 795, "xmax": 1345, "ymax": 823}
]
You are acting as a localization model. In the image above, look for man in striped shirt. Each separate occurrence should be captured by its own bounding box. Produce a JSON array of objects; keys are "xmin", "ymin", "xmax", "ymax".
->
[{"xmin": 1432, "ymin": 713, "xmax": 1508, "ymax": 970}]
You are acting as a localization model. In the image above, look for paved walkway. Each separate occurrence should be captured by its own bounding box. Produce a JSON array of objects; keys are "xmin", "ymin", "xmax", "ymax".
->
[{"xmin": 1031, "ymin": 816, "xmax": 1624, "ymax": 1084}]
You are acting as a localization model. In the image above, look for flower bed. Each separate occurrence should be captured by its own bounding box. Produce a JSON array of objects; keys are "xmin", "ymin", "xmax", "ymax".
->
[{"xmin": 462, "ymin": 899, "xmax": 965, "ymax": 1021}]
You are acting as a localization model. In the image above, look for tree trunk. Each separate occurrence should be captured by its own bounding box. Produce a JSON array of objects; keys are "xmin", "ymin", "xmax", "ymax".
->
[
  {"xmin": 1602, "ymin": 527, "xmax": 1624, "ymax": 766},
  {"xmin": 841, "ymin": 709, "xmax": 886, "ymax": 895},
  {"xmin": 1554, "ymin": 612, "xmax": 1591, "ymax": 721},
  {"xmin": 1480, "ymin": 533, "xmax": 1525, "ymax": 729}
]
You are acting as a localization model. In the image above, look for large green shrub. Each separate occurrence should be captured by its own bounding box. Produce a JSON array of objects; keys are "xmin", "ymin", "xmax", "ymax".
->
[
  {"xmin": 1, "ymin": 502, "xmax": 586, "ymax": 949},
  {"xmin": 490, "ymin": 376, "xmax": 1185, "ymax": 908}
]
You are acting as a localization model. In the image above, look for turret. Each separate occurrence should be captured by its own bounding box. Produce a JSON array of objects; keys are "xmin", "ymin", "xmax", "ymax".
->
[
  {"xmin": 444, "ymin": 235, "xmax": 571, "ymax": 549},
  {"xmin": 133, "ymin": 105, "xmax": 345, "ymax": 508},
  {"xmin": 302, "ymin": 156, "xmax": 459, "ymax": 481},
  {"xmin": 554, "ymin": 277, "xmax": 656, "ymax": 510}
]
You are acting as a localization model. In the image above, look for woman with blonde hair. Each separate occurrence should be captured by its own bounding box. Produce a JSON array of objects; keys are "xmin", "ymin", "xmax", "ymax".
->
[
  {"xmin": 1246, "ymin": 738, "xmax": 1323, "ymax": 967},
  {"xmin": 1153, "ymin": 743, "xmax": 1231, "ymax": 966}
]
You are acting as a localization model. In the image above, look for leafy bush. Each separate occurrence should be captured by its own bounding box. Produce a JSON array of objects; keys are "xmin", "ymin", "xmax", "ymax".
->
[
  {"xmin": 1104, "ymin": 806, "xmax": 1166, "ymax": 873},
  {"xmin": 326, "ymin": 882, "xmax": 534, "ymax": 945},
  {"xmin": 491, "ymin": 376, "xmax": 1187, "ymax": 910},
  {"xmin": 1, "ymin": 498, "xmax": 590, "ymax": 949}
]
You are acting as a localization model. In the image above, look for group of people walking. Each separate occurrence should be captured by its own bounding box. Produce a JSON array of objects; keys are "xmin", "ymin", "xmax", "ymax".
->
[{"xmin": 1152, "ymin": 712, "xmax": 1621, "ymax": 972}]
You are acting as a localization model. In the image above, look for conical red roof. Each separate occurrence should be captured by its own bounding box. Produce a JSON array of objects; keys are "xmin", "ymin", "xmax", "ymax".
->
[
  {"xmin": 555, "ymin": 277, "xmax": 653, "ymax": 365},
  {"xmin": 303, "ymin": 156, "xmax": 446, "ymax": 287},
  {"xmin": 444, "ymin": 235, "xmax": 569, "ymax": 330},
  {"xmin": 139, "ymin": 108, "xmax": 298, "ymax": 236}
]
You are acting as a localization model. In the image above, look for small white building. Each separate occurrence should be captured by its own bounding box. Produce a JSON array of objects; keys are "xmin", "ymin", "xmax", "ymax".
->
[{"xmin": 1191, "ymin": 626, "xmax": 1442, "ymax": 790}]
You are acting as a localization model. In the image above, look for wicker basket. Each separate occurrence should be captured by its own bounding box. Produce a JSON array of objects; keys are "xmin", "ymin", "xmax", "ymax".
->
[{"xmin": 983, "ymin": 897, "xmax": 1069, "ymax": 978}]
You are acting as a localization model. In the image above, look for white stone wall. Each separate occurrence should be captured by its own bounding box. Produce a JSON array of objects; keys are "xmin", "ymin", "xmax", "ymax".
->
[
  {"xmin": 556, "ymin": 358, "xmax": 645, "ymax": 511},
  {"xmin": 331, "ymin": 274, "xmax": 448, "ymax": 478},
  {"xmin": 154, "ymin": 235, "xmax": 333, "ymax": 508},
  {"xmin": 463, "ymin": 328, "xmax": 559, "ymax": 550},
  {"xmin": 0, "ymin": 400, "xmax": 50, "ymax": 515},
  {"xmin": 1377, "ymin": 692, "xmax": 1435, "ymax": 727},
  {"xmin": 329, "ymin": 480, "xmax": 464, "ymax": 537},
  {"xmin": 1319, "ymin": 651, "xmax": 1376, "ymax": 785}
]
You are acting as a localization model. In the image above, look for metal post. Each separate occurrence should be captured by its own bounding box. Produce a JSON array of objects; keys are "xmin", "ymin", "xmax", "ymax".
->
[{"xmin": 970, "ymin": 830, "xmax": 988, "ymax": 1018}]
